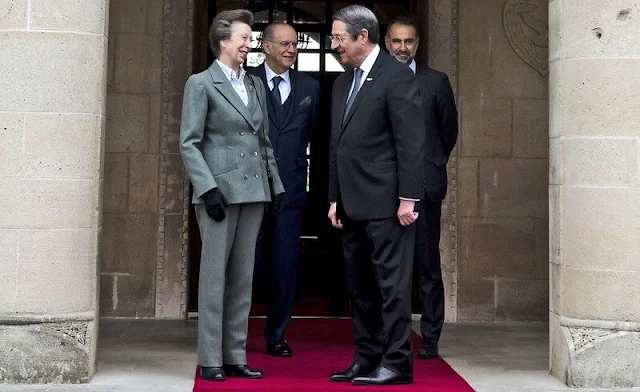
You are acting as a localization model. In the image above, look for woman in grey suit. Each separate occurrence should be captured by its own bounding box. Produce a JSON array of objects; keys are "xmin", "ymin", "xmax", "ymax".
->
[{"xmin": 179, "ymin": 9, "xmax": 284, "ymax": 382}]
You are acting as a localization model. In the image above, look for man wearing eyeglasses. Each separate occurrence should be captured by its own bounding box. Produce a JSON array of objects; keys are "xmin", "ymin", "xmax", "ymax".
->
[
  {"xmin": 327, "ymin": 5, "xmax": 425, "ymax": 386},
  {"xmin": 248, "ymin": 22, "xmax": 320, "ymax": 358}
]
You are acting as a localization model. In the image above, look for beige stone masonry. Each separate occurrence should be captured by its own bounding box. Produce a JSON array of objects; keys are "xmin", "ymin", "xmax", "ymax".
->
[
  {"xmin": 0, "ymin": 0, "xmax": 108, "ymax": 383},
  {"xmin": 457, "ymin": 0, "xmax": 549, "ymax": 322},
  {"xmin": 550, "ymin": 0, "xmax": 640, "ymax": 387},
  {"xmin": 0, "ymin": 0, "xmax": 27, "ymax": 29}
]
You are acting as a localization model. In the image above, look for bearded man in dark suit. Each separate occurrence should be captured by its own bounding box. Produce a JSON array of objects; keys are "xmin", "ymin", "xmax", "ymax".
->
[{"xmin": 385, "ymin": 15, "xmax": 459, "ymax": 360}]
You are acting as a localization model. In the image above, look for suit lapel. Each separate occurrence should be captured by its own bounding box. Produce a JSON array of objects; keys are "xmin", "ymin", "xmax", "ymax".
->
[
  {"xmin": 341, "ymin": 55, "xmax": 384, "ymax": 130},
  {"xmin": 208, "ymin": 62, "xmax": 257, "ymax": 130},
  {"xmin": 245, "ymin": 77, "xmax": 258, "ymax": 115},
  {"xmin": 256, "ymin": 63, "xmax": 285, "ymax": 132},
  {"xmin": 337, "ymin": 68, "xmax": 353, "ymax": 129},
  {"xmin": 281, "ymin": 69, "xmax": 298, "ymax": 131},
  {"xmin": 416, "ymin": 66, "xmax": 428, "ymax": 100}
]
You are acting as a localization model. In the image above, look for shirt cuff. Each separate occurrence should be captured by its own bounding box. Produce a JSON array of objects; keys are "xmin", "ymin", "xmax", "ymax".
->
[{"xmin": 399, "ymin": 197, "xmax": 420, "ymax": 202}]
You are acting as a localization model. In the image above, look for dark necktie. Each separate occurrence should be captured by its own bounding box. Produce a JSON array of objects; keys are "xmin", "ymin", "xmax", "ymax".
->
[
  {"xmin": 344, "ymin": 68, "xmax": 363, "ymax": 118},
  {"xmin": 271, "ymin": 76, "xmax": 283, "ymax": 106}
]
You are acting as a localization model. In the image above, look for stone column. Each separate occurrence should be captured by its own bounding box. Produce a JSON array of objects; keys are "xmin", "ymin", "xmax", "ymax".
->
[
  {"xmin": 549, "ymin": 0, "xmax": 640, "ymax": 387},
  {"xmin": 0, "ymin": 1, "xmax": 108, "ymax": 384}
]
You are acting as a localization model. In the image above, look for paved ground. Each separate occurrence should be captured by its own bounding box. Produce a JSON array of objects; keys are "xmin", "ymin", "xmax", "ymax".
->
[{"xmin": 1, "ymin": 319, "xmax": 638, "ymax": 392}]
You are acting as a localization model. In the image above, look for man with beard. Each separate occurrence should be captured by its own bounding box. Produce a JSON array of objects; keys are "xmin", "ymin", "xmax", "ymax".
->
[
  {"xmin": 248, "ymin": 23, "xmax": 320, "ymax": 358},
  {"xmin": 385, "ymin": 16, "xmax": 458, "ymax": 360}
]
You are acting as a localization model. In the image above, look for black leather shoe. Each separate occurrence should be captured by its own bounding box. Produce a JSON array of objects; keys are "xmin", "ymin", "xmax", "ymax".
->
[
  {"xmin": 329, "ymin": 363, "xmax": 374, "ymax": 382},
  {"xmin": 200, "ymin": 366, "xmax": 225, "ymax": 381},
  {"xmin": 352, "ymin": 366, "xmax": 412, "ymax": 385},
  {"xmin": 267, "ymin": 340, "xmax": 292, "ymax": 357},
  {"xmin": 223, "ymin": 364, "xmax": 263, "ymax": 379},
  {"xmin": 418, "ymin": 339, "xmax": 439, "ymax": 359}
]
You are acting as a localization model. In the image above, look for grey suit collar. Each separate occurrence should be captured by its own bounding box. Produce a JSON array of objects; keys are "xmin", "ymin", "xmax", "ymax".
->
[{"xmin": 208, "ymin": 62, "xmax": 260, "ymax": 130}]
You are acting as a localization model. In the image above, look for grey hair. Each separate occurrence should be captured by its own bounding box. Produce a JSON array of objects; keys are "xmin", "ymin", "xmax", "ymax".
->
[
  {"xmin": 262, "ymin": 22, "xmax": 295, "ymax": 43},
  {"xmin": 209, "ymin": 9, "xmax": 254, "ymax": 58},
  {"xmin": 333, "ymin": 5, "xmax": 380, "ymax": 44}
]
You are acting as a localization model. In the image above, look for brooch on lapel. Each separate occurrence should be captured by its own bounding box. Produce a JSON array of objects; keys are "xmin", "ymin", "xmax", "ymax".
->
[{"xmin": 299, "ymin": 95, "xmax": 312, "ymax": 107}]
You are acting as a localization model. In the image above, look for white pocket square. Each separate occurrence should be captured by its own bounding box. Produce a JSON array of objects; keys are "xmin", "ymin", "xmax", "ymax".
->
[{"xmin": 366, "ymin": 77, "xmax": 373, "ymax": 81}]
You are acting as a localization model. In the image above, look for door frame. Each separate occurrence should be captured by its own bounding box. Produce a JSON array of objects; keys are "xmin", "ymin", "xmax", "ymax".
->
[{"xmin": 154, "ymin": 0, "xmax": 460, "ymax": 322}]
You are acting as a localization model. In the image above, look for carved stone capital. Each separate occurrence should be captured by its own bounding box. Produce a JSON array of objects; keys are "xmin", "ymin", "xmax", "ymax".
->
[{"xmin": 556, "ymin": 323, "xmax": 640, "ymax": 388}]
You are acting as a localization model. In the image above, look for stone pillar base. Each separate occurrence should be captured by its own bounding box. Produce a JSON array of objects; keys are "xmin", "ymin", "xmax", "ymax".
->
[
  {"xmin": 0, "ymin": 315, "xmax": 95, "ymax": 384},
  {"xmin": 551, "ymin": 315, "xmax": 640, "ymax": 388}
]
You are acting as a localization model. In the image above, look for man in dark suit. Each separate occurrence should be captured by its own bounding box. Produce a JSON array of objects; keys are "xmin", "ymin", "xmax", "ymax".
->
[
  {"xmin": 248, "ymin": 23, "xmax": 320, "ymax": 358},
  {"xmin": 326, "ymin": 5, "xmax": 425, "ymax": 386},
  {"xmin": 385, "ymin": 16, "xmax": 459, "ymax": 360}
]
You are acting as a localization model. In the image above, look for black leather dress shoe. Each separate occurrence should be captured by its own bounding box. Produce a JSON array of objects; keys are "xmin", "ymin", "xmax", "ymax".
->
[
  {"xmin": 267, "ymin": 340, "xmax": 292, "ymax": 357},
  {"xmin": 200, "ymin": 366, "xmax": 225, "ymax": 381},
  {"xmin": 352, "ymin": 366, "xmax": 412, "ymax": 385},
  {"xmin": 223, "ymin": 364, "xmax": 263, "ymax": 379},
  {"xmin": 329, "ymin": 363, "xmax": 374, "ymax": 382},
  {"xmin": 418, "ymin": 339, "xmax": 439, "ymax": 359}
]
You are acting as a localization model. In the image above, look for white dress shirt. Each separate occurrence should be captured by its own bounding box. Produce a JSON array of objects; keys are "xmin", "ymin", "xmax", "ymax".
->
[
  {"xmin": 216, "ymin": 60, "xmax": 249, "ymax": 106},
  {"xmin": 409, "ymin": 59, "xmax": 417, "ymax": 74},
  {"xmin": 264, "ymin": 62, "xmax": 291, "ymax": 104},
  {"xmin": 346, "ymin": 44, "xmax": 381, "ymax": 102}
]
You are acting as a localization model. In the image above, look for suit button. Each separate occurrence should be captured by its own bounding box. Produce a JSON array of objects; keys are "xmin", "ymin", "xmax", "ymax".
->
[
  {"xmin": 255, "ymin": 174, "xmax": 260, "ymax": 179},
  {"xmin": 253, "ymin": 131, "xmax": 257, "ymax": 135},
  {"xmin": 253, "ymin": 151, "xmax": 258, "ymax": 157},
  {"xmin": 243, "ymin": 175, "xmax": 248, "ymax": 180},
  {"xmin": 240, "ymin": 153, "xmax": 245, "ymax": 158},
  {"xmin": 239, "ymin": 132, "xmax": 244, "ymax": 136}
]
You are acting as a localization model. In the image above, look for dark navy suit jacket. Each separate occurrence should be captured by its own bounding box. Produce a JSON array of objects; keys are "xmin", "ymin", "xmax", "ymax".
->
[
  {"xmin": 248, "ymin": 63, "xmax": 320, "ymax": 207},
  {"xmin": 415, "ymin": 66, "xmax": 458, "ymax": 202}
]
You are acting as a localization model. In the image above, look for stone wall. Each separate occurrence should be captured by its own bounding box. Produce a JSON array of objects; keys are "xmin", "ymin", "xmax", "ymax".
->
[
  {"xmin": 455, "ymin": 0, "xmax": 549, "ymax": 321},
  {"xmin": 100, "ymin": 0, "xmax": 163, "ymax": 317},
  {"xmin": 0, "ymin": 0, "xmax": 108, "ymax": 383},
  {"xmin": 549, "ymin": 0, "xmax": 640, "ymax": 387},
  {"xmin": 100, "ymin": 0, "xmax": 192, "ymax": 319}
]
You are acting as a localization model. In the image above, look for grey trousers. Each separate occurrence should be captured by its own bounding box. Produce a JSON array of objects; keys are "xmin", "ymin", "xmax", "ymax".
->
[{"xmin": 195, "ymin": 203, "xmax": 264, "ymax": 367}]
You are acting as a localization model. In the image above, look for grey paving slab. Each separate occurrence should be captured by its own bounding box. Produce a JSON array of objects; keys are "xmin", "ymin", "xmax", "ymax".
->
[{"xmin": 1, "ymin": 319, "xmax": 639, "ymax": 392}]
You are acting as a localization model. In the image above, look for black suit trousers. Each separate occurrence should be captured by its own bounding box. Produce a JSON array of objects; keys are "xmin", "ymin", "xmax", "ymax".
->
[
  {"xmin": 255, "ymin": 206, "xmax": 303, "ymax": 346},
  {"xmin": 341, "ymin": 211, "xmax": 415, "ymax": 376},
  {"xmin": 414, "ymin": 195, "xmax": 445, "ymax": 342}
]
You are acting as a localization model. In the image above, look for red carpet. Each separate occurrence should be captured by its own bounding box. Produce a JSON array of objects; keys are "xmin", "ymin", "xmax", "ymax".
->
[{"xmin": 193, "ymin": 318, "xmax": 474, "ymax": 391}]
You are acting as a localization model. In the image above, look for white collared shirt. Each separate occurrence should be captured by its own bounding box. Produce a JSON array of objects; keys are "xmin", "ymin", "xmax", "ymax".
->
[
  {"xmin": 347, "ymin": 44, "xmax": 381, "ymax": 102},
  {"xmin": 409, "ymin": 59, "xmax": 416, "ymax": 73},
  {"xmin": 216, "ymin": 60, "xmax": 249, "ymax": 106},
  {"xmin": 264, "ymin": 63, "xmax": 291, "ymax": 104}
]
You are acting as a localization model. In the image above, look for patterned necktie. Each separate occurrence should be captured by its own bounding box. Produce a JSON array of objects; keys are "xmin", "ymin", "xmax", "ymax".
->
[
  {"xmin": 271, "ymin": 76, "xmax": 283, "ymax": 105},
  {"xmin": 344, "ymin": 68, "xmax": 363, "ymax": 118}
]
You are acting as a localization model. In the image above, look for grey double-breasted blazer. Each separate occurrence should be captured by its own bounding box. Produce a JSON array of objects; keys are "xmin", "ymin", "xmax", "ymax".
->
[{"xmin": 180, "ymin": 62, "xmax": 284, "ymax": 205}]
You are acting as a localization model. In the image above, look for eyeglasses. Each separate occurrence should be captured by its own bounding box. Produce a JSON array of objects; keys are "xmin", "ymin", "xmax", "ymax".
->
[
  {"xmin": 267, "ymin": 40, "xmax": 298, "ymax": 49},
  {"xmin": 328, "ymin": 34, "xmax": 348, "ymax": 43}
]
